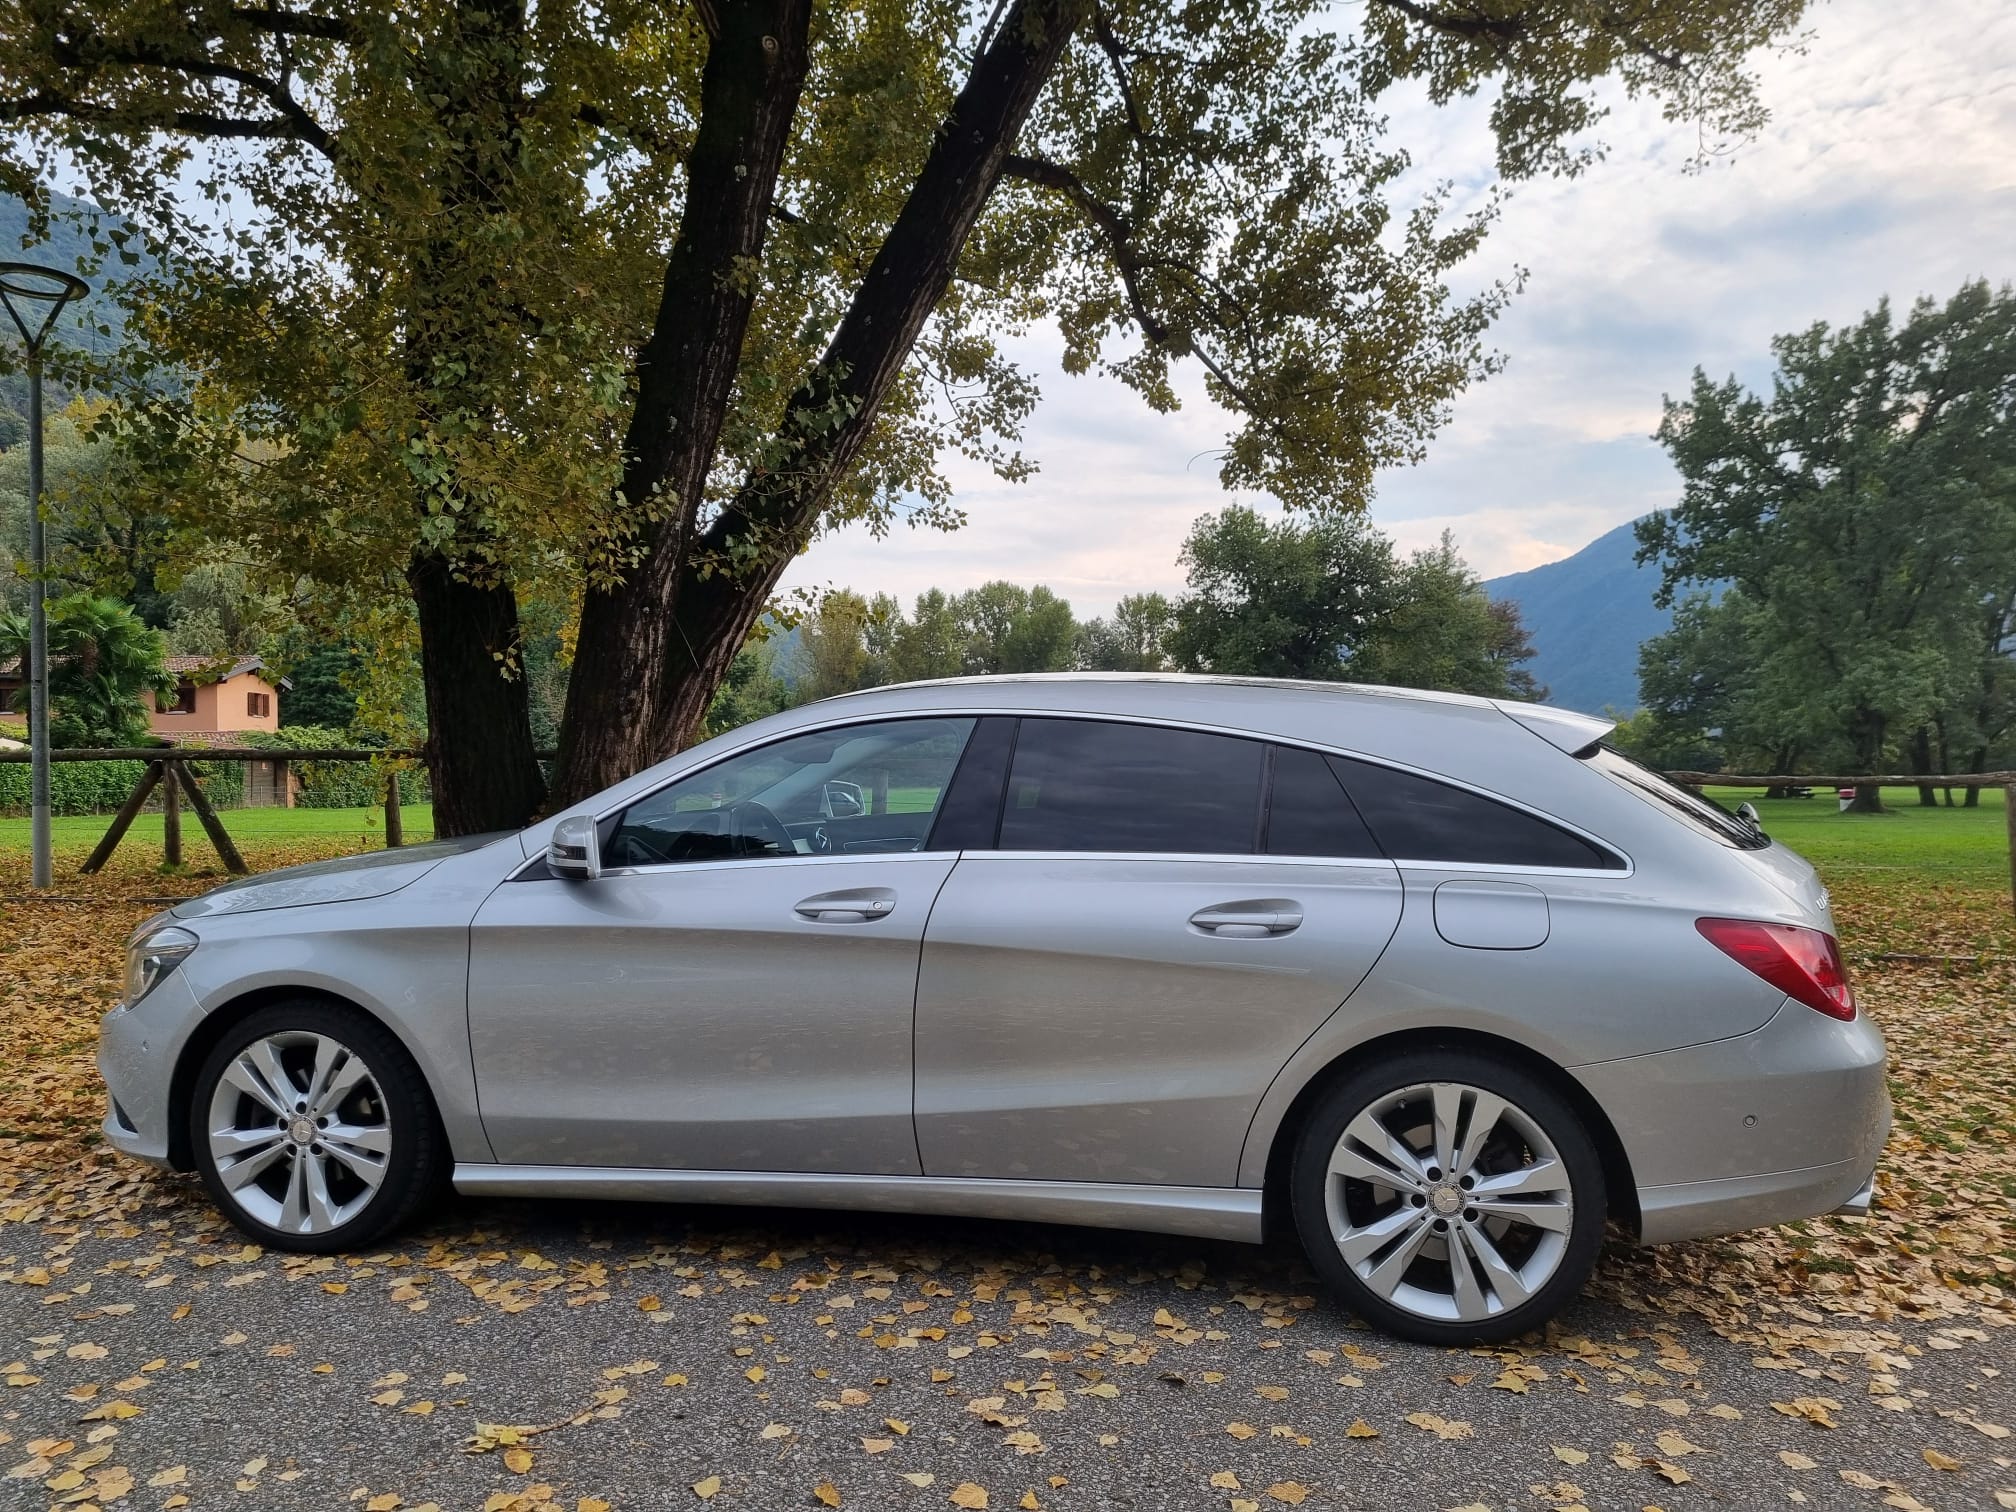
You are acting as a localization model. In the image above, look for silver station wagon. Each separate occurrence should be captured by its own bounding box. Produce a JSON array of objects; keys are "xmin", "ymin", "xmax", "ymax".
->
[{"xmin": 99, "ymin": 675, "xmax": 1889, "ymax": 1343}]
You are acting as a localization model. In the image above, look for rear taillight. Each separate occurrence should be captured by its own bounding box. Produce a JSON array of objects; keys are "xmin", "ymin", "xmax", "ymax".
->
[{"xmin": 1696, "ymin": 917, "xmax": 1856, "ymax": 1021}]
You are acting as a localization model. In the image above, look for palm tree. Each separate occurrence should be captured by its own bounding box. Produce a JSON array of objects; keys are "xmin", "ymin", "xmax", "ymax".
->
[{"xmin": 0, "ymin": 594, "xmax": 174, "ymax": 747}]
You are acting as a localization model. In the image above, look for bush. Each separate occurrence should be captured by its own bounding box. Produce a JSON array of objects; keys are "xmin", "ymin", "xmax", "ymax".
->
[{"xmin": 0, "ymin": 759, "xmax": 152, "ymax": 816}]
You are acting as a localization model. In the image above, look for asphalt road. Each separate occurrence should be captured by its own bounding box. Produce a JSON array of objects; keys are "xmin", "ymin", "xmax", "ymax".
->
[{"xmin": 5, "ymin": 1183, "xmax": 2013, "ymax": 1512}]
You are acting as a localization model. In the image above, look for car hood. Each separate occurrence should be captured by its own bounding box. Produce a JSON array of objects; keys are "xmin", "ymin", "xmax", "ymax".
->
[{"xmin": 171, "ymin": 832, "xmax": 511, "ymax": 919}]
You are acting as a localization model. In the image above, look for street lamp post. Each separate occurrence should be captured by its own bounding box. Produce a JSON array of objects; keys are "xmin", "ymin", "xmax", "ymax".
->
[{"xmin": 0, "ymin": 263, "xmax": 91, "ymax": 889}]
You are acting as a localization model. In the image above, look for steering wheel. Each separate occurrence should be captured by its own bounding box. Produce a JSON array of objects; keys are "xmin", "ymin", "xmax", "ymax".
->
[{"xmin": 726, "ymin": 800, "xmax": 795, "ymax": 857}]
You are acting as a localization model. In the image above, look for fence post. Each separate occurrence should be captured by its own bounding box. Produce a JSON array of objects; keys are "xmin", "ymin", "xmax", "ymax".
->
[
  {"xmin": 162, "ymin": 761, "xmax": 181, "ymax": 869},
  {"xmin": 169, "ymin": 762, "xmax": 248, "ymax": 875},
  {"xmin": 79, "ymin": 761, "xmax": 165, "ymax": 875},
  {"xmin": 384, "ymin": 771, "xmax": 404, "ymax": 849},
  {"xmin": 2006, "ymin": 783, "xmax": 2015, "ymax": 921}
]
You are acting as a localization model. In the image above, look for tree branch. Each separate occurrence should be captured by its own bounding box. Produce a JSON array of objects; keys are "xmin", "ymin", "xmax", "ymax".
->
[
  {"xmin": 0, "ymin": 89, "xmax": 306, "ymax": 140},
  {"xmin": 226, "ymin": 7, "xmax": 360, "ymax": 43},
  {"xmin": 49, "ymin": 24, "xmax": 337, "ymax": 157}
]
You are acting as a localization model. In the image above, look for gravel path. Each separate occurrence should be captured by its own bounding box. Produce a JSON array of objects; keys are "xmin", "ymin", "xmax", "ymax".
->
[{"xmin": 5, "ymin": 1186, "xmax": 2013, "ymax": 1512}]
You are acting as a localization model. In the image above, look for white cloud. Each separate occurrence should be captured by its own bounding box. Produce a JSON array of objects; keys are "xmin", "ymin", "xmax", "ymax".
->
[{"xmin": 787, "ymin": 0, "xmax": 2016, "ymax": 614}]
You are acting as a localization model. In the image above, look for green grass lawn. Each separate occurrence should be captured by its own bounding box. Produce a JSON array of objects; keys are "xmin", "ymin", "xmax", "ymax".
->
[
  {"xmin": 1702, "ymin": 783, "xmax": 2009, "ymax": 876},
  {"xmin": 0, "ymin": 803, "xmax": 435, "ymax": 854}
]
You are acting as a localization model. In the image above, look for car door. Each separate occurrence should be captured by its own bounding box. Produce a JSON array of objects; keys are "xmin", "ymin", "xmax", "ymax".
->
[
  {"xmin": 468, "ymin": 716, "xmax": 978, "ymax": 1175},
  {"xmin": 913, "ymin": 720, "xmax": 1404, "ymax": 1189}
]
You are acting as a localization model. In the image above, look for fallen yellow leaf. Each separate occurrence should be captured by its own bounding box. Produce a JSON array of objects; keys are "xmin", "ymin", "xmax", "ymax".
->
[
  {"xmin": 1553, "ymin": 1446, "xmax": 1588, "ymax": 1465},
  {"xmin": 1265, "ymin": 1484, "xmax": 1310, "ymax": 1506},
  {"xmin": 693, "ymin": 1475, "xmax": 722, "ymax": 1500},
  {"xmin": 504, "ymin": 1446, "xmax": 534, "ymax": 1474},
  {"xmin": 1922, "ymin": 1448, "xmax": 1961, "ymax": 1472},
  {"xmin": 949, "ymin": 1484, "xmax": 989, "ymax": 1510},
  {"xmin": 814, "ymin": 1482, "xmax": 841, "ymax": 1508}
]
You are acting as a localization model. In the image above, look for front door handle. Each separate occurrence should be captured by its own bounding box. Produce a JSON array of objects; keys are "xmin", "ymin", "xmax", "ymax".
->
[
  {"xmin": 795, "ymin": 887, "xmax": 898, "ymax": 923},
  {"xmin": 1189, "ymin": 900, "xmax": 1304, "ymax": 937}
]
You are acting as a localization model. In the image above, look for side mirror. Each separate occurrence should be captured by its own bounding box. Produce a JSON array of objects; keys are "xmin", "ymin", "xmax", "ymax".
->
[
  {"xmin": 549, "ymin": 815, "xmax": 601, "ymax": 880},
  {"xmin": 1734, "ymin": 801, "xmax": 1764, "ymax": 834},
  {"xmin": 823, "ymin": 780, "xmax": 866, "ymax": 819}
]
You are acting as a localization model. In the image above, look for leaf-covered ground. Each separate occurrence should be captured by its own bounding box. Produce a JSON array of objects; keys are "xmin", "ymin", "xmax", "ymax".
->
[{"xmin": 1, "ymin": 840, "xmax": 2012, "ymax": 1512}]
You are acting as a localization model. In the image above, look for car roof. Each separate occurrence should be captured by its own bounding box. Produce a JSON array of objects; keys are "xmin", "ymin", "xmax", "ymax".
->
[{"xmin": 822, "ymin": 673, "xmax": 1612, "ymax": 755}]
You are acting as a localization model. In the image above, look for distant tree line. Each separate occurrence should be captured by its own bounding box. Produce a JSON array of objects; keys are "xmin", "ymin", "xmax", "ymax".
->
[
  {"xmin": 707, "ymin": 505, "xmax": 1542, "ymax": 735},
  {"xmin": 1620, "ymin": 281, "xmax": 2016, "ymax": 809}
]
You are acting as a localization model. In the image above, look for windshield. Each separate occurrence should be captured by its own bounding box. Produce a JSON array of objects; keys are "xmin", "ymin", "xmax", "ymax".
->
[{"xmin": 1580, "ymin": 745, "xmax": 1769, "ymax": 850}]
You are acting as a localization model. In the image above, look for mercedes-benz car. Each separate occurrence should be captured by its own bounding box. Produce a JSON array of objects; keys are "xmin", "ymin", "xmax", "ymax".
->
[{"xmin": 98, "ymin": 675, "xmax": 1888, "ymax": 1343}]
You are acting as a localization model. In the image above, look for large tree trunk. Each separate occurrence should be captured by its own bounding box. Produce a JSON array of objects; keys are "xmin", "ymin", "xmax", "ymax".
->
[
  {"xmin": 1910, "ymin": 725, "xmax": 1937, "ymax": 807},
  {"xmin": 552, "ymin": 0, "xmax": 815, "ymax": 800},
  {"xmin": 553, "ymin": 0, "xmax": 1080, "ymax": 804},
  {"xmin": 1845, "ymin": 708, "xmax": 1887, "ymax": 813},
  {"xmin": 409, "ymin": 551, "xmax": 548, "ymax": 835},
  {"xmin": 1966, "ymin": 743, "xmax": 1987, "ymax": 807}
]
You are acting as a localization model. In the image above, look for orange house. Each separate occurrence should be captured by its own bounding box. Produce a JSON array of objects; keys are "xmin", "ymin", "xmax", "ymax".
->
[{"xmin": 145, "ymin": 655, "xmax": 288, "ymax": 737}]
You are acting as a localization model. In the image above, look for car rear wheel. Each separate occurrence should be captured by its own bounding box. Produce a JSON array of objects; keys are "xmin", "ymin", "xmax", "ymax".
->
[
  {"xmin": 1290, "ymin": 1047, "xmax": 1606, "ymax": 1345},
  {"xmin": 189, "ymin": 1000, "xmax": 445, "ymax": 1252}
]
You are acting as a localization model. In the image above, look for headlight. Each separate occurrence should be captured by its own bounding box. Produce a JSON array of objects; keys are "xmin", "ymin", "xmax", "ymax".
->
[{"xmin": 124, "ymin": 925, "xmax": 198, "ymax": 1005}]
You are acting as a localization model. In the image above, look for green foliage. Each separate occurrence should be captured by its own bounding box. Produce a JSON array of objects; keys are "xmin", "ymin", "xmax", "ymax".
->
[
  {"xmin": 1358, "ymin": 532, "xmax": 1545, "ymax": 699},
  {"xmin": 1638, "ymin": 280, "xmax": 2016, "ymax": 779},
  {"xmin": 1166, "ymin": 505, "xmax": 1396, "ymax": 679},
  {"xmin": 0, "ymin": 0, "xmax": 1812, "ymax": 823},
  {"xmin": 0, "ymin": 757, "xmax": 149, "ymax": 816},
  {"xmin": 1078, "ymin": 593, "xmax": 1173, "ymax": 672},
  {"xmin": 704, "ymin": 641, "xmax": 793, "ymax": 738},
  {"xmin": 1165, "ymin": 508, "xmax": 1541, "ymax": 696},
  {"xmin": 274, "ymin": 644, "xmax": 362, "ymax": 731},
  {"xmin": 0, "ymin": 592, "xmax": 172, "ymax": 746},
  {"xmin": 239, "ymin": 727, "xmax": 427, "ymax": 808}
]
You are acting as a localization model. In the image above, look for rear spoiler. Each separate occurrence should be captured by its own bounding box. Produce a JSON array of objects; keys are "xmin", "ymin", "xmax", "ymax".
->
[{"xmin": 1494, "ymin": 701, "xmax": 1615, "ymax": 755}]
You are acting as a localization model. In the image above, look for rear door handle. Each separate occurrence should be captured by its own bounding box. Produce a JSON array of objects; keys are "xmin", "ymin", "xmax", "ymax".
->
[
  {"xmin": 795, "ymin": 887, "xmax": 898, "ymax": 923},
  {"xmin": 1189, "ymin": 900, "xmax": 1304, "ymax": 937}
]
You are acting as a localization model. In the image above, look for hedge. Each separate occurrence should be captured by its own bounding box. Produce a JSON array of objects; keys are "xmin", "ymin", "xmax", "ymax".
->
[
  {"xmin": 0, "ymin": 725, "xmax": 430, "ymax": 815},
  {"xmin": 0, "ymin": 759, "xmax": 152, "ymax": 816}
]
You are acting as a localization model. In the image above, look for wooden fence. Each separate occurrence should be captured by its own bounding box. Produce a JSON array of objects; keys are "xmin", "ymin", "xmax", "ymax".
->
[{"xmin": 0, "ymin": 746, "xmax": 427, "ymax": 875}]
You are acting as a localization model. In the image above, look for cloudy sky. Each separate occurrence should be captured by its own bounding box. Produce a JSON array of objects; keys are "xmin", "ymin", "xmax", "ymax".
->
[{"xmin": 785, "ymin": 0, "xmax": 2016, "ymax": 617}]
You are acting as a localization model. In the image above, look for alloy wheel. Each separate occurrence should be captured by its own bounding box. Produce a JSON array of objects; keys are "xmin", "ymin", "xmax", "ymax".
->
[
  {"xmin": 1321, "ymin": 1080, "xmax": 1574, "ymax": 1325},
  {"xmin": 204, "ymin": 1030, "xmax": 393, "ymax": 1237}
]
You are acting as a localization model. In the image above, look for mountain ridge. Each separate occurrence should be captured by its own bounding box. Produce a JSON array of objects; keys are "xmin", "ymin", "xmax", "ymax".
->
[{"xmin": 1483, "ymin": 517, "xmax": 1671, "ymax": 716}]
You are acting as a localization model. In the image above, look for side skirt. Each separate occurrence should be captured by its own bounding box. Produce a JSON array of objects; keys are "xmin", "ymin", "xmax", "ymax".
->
[{"xmin": 450, "ymin": 1165, "xmax": 1265, "ymax": 1245}]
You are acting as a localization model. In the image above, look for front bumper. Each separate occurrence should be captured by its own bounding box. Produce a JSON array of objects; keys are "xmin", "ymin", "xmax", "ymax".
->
[
  {"xmin": 1572, "ymin": 998, "xmax": 1890, "ymax": 1245},
  {"xmin": 96, "ymin": 968, "xmax": 208, "ymax": 1169}
]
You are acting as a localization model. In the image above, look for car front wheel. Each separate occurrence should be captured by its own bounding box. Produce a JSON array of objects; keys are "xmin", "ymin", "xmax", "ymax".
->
[
  {"xmin": 189, "ymin": 1000, "xmax": 445, "ymax": 1252},
  {"xmin": 1290, "ymin": 1047, "xmax": 1607, "ymax": 1345}
]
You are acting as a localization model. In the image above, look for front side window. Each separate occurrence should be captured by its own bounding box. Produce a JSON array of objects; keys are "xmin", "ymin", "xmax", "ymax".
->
[
  {"xmin": 999, "ymin": 719, "xmax": 1265, "ymax": 855},
  {"xmin": 1329, "ymin": 754, "xmax": 1621, "ymax": 870},
  {"xmin": 607, "ymin": 718, "xmax": 975, "ymax": 867}
]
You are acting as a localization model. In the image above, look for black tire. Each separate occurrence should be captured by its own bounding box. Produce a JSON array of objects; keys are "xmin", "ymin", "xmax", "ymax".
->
[
  {"xmin": 188, "ymin": 998, "xmax": 447, "ymax": 1253},
  {"xmin": 1289, "ymin": 1045, "xmax": 1606, "ymax": 1346}
]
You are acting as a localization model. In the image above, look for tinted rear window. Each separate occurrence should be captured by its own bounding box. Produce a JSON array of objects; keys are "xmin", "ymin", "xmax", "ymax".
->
[
  {"xmin": 1329, "ymin": 755, "xmax": 1621, "ymax": 870},
  {"xmin": 1580, "ymin": 744, "xmax": 1767, "ymax": 850},
  {"xmin": 1000, "ymin": 719, "xmax": 1264, "ymax": 855},
  {"xmin": 1265, "ymin": 745, "xmax": 1382, "ymax": 858}
]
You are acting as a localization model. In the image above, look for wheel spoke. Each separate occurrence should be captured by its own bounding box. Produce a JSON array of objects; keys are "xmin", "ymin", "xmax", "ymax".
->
[
  {"xmin": 1470, "ymin": 1157, "xmax": 1569, "ymax": 1199},
  {"xmin": 1459, "ymin": 1220, "xmax": 1533, "ymax": 1307},
  {"xmin": 1338, "ymin": 1202, "xmax": 1425, "ymax": 1265},
  {"xmin": 320, "ymin": 1129, "xmax": 390, "ymax": 1190},
  {"xmin": 209, "ymin": 1124, "xmax": 285, "ymax": 1159},
  {"xmin": 1359, "ymin": 1211, "xmax": 1435, "ymax": 1300},
  {"xmin": 279, "ymin": 1149, "xmax": 310, "ymax": 1231},
  {"xmin": 1342, "ymin": 1110, "xmax": 1430, "ymax": 1187},
  {"xmin": 216, "ymin": 1137, "xmax": 289, "ymax": 1192},
  {"xmin": 1329, "ymin": 1141, "xmax": 1424, "ymax": 1194},
  {"xmin": 1448, "ymin": 1224, "xmax": 1491, "ymax": 1321},
  {"xmin": 1470, "ymin": 1196, "xmax": 1574, "ymax": 1233},
  {"xmin": 309, "ymin": 1050, "xmax": 370, "ymax": 1119},
  {"xmin": 221, "ymin": 1044, "xmax": 294, "ymax": 1118},
  {"xmin": 1430, "ymin": 1083, "xmax": 1462, "ymax": 1176},
  {"xmin": 1452, "ymin": 1089, "xmax": 1508, "ymax": 1182},
  {"xmin": 302, "ymin": 1154, "xmax": 342, "ymax": 1231}
]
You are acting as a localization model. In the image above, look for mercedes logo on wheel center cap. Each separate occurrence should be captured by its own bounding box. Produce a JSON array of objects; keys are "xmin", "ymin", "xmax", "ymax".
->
[
  {"xmin": 288, "ymin": 1116, "xmax": 317, "ymax": 1144},
  {"xmin": 1430, "ymin": 1184, "xmax": 1464, "ymax": 1216}
]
